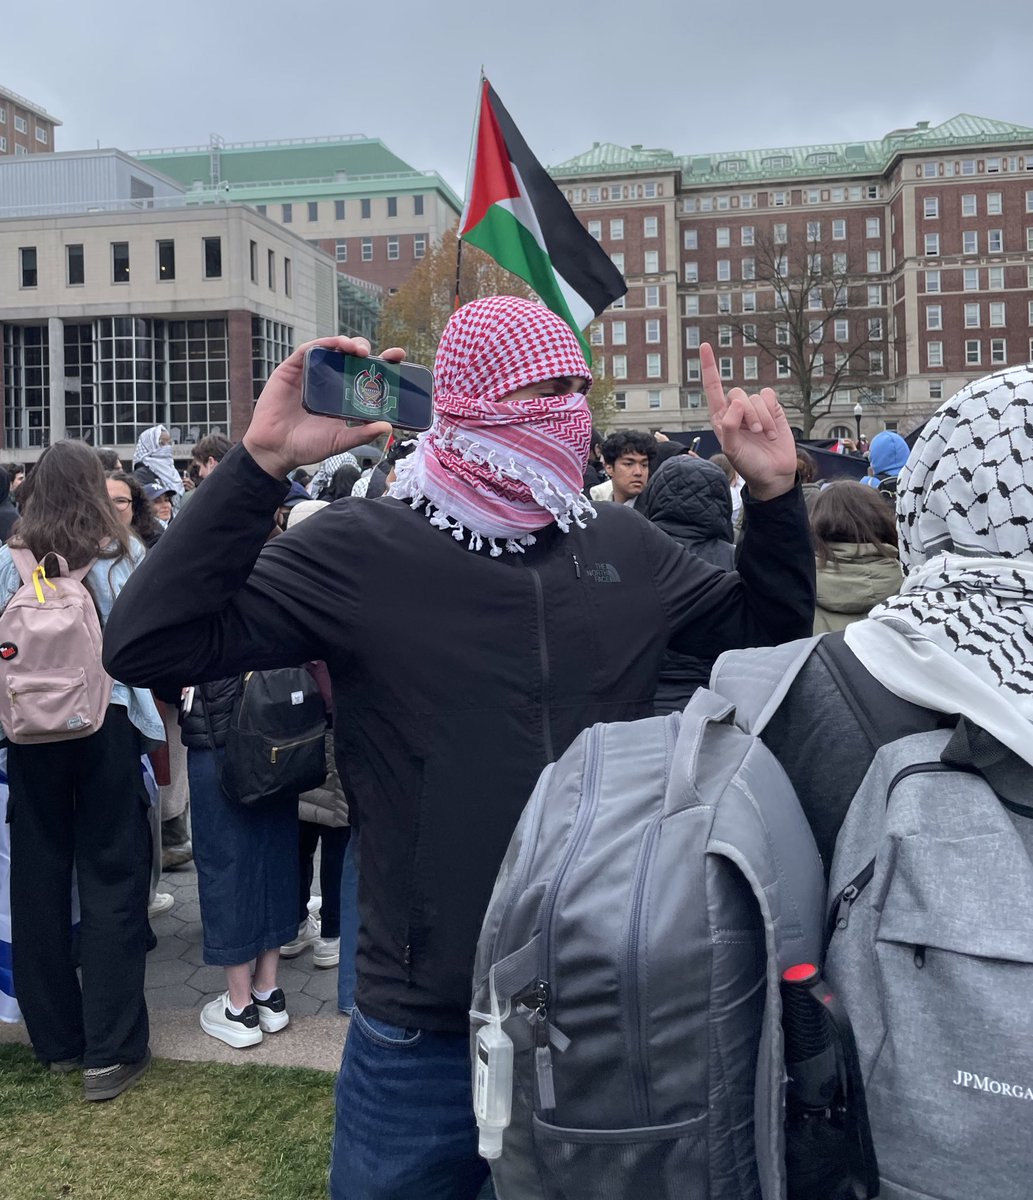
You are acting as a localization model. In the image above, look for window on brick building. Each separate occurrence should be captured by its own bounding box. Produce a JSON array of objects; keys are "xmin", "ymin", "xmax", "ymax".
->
[
  {"xmin": 925, "ymin": 269, "xmax": 941, "ymax": 292},
  {"xmin": 926, "ymin": 304, "xmax": 942, "ymax": 331},
  {"xmin": 834, "ymin": 318, "xmax": 849, "ymax": 341},
  {"xmin": 613, "ymin": 354, "xmax": 627, "ymax": 379},
  {"xmin": 414, "ymin": 235, "xmax": 426, "ymax": 259},
  {"xmin": 684, "ymin": 295, "xmax": 699, "ymax": 316},
  {"xmin": 773, "ymin": 223, "xmax": 787, "ymax": 244},
  {"xmin": 870, "ymin": 351, "xmax": 884, "ymax": 374},
  {"xmin": 989, "ymin": 266, "xmax": 1005, "ymax": 289},
  {"xmin": 965, "ymin": 340, "xmax": 981, "ymax": 365},
  {"xmin": 868, "ymin": 285, "xmax": 883, "ymax": 305},
  {"xmin": 647, "ymin": 354, "xmax": 662, "ymax": 378},
  {"xmin": 361, "ymin": 238, "xmax": 373, "ymax": 261},
  {"xmin": 645, "ymin": 285, "xmax": 660, "ymax": 307},
  {"xmin": 866, "ymin": 217, "xmax": 881, "ymax": 237},
  {"xmin": 988, "ymin": 229, "xmax": 1003, "ymax": 252},
  {"xmin": 717, "ymin": 294, "xmax": 732, "ymax": 314},
  {"xmin": 611, "ymin": 252, "xmax": 625, "ymax": 273},
  {"xmin": 587, "ymin": 220, "xmax": 602, "ymax": 240},
  {"xmin": 776, "ymin": 356, "xmax": 791, "ymax": 378},
  {"xmin": 964, "ymin": 267, "xmax": 980, "ymax": 290},
  {"xmin": 590, "ymin": 324, "xmax": 604, "ymax": 346},
  {"xmin": 989, "ymin": 302, "xmax": 1006, "ymax": 326},
  {"xmin": 961, "ymin": 194, "xmax": 977, "ymax": 217},
  {"xmin": 742, "ymin": 323, "xmax": 757, "ymax": 343},
  {"xmin": 683, "ymin": 228, "xmax": 697, "ymax": 249},
  {"xmin": 986, "ymin": 192, "xmax": 1003, "ymax": 215},
  {"xmin": 717, "ymin": 260, "xmax": 731, "ymax": 281},
  {"xmin": 807, "ymin": 221, "xmax": 821, "ymax": 241},
  {"xmin": 644, "ymin": 216, "xmax": 658, "ymax": 237},
  {"xmin": 930, "ymin": 381, "xmax": 943, "ymax": 399},
  {"xmin": 869, "ymin": 317, "xmax": 883, "ymax": 339},
  {"xmin": 335, "ymin": 239, "xmax": 347, "ymax": 262},
  {"xmin": 644, "ymin": 250, "xmax": 659, "ymax": 273},
  {"xmin": 867, "ymin": 250, "xmax": 881, "ymax": 272},
  {"xmin": 776, "ymin": 323, "xmax": 790, "ymax": 346},
  {"xmin": 743, "ymin": 356, "xmax": 758, "ymax": 380},
  {"xmin": 612, "ymin": 321, "xmax": 627, "ymax": 345},
  {"xmin": 716, "ymin": 227, "xmax": 730, "ymax": 247},
  {"xmin": 648, "ymin": 390, "xmax": 662, "ymax": 409},
  {"xmin": 614, "ymin": 391, "xmax": 627, "ymax": 411},
  {"xmin": 927, "ymin": 341, "xmax": 944, "ymax": 367},
  {"xmin": 611, "ymin": 218, "xmax": 625, "ymax": 240},
  {"xmin": 742, "ymin": 257, "xmax": 755, "ymax": 280},
  {"xmin": 387, "ymin": 237, "xmax": 399, "ymax": 261},
  {"xmin": 965, "ymin": 303, "xmax": 980, "ymax": 328},
  {"xmin": 924, "ymin": 197, "xmax": 939, "ymax": 218},
  {"xmin": 645, "ymin": 319, "xmax": 660, "ymax": 343},
  {"xmin": 742, "ymin": 291, "xmax": 756, "ymax": 312},
  {"xmin": 718, "ymin": 324, "xmax": 733, "ymax": 347},
  {"xmin": 685, "ymin": 326, "xmax": 701, "ymax": 350},
  {"xmin": 741, "ymin": 225, "xmax": 754, "ymax": 246},
  {"xmin": 991, "ymin": 338, "xmax": 1007, "ymax": 364},
  {"xmin": 924, "ymin": 233, "xmax": 940, "ymax": 255},
  {"xmin": 962, "ymin": 230, "xmax": 978, "ymax": 254}
]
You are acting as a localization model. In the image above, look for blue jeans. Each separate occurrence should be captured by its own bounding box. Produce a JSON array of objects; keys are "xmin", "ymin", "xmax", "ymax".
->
[
  {"xmin": 329, "ymin": 1006, "xmax": 492, "ymax": 1200},
  {"xmin": 337, "ymin": 837, "xmax": 359, "ymax": 1013}
]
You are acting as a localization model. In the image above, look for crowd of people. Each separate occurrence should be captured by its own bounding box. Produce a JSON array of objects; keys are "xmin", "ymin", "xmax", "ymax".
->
[{"xmin": 0, "ymin": 293, "xmax": 1028, "ymax": 1199}]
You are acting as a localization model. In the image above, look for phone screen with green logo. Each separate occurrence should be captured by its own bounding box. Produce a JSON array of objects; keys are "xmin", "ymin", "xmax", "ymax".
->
[{"xmin": 301, "ymin": 349, "xmax": 434, "ymax": 431}]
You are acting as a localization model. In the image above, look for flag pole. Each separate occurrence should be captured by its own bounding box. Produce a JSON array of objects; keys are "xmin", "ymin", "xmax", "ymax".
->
[{"xmin": 456, "ymin": 69, "xmax": 486, "ymax": 312}]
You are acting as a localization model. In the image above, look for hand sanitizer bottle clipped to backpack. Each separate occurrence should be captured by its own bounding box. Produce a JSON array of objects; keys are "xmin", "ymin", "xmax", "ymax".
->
[{"xmin": 472, "ymin": 968, "xmax": 514, "ymax": 1160}]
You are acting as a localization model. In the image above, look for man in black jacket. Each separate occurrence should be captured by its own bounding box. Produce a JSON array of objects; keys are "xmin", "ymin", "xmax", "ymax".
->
[{"xmin": 105, "ymin": 295, "xmax": 814, "ymax": 1200}]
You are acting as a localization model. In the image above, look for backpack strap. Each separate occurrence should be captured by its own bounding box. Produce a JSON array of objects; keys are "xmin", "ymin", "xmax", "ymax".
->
[
  {"xmin": 710, "ymin": 634, "xmax": 824, "ymax": 736},
  {"xmin": 8, "ymin": 547, "xmax": 41, "ymax": 588},
  {"xmin": 672, "ymin": 685, "xmax": 826, "ymax": 1200}
]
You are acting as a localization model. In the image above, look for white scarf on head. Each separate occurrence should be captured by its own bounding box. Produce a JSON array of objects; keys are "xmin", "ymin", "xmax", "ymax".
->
[{"xmin": 845, "ymin": 364, "xmax": 1033, "ymax": 765}]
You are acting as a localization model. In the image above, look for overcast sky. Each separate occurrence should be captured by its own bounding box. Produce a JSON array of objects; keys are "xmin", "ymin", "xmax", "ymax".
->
[{"xmin": 5, "ymin": 0, "xmax": 1032, "ymax": 195}]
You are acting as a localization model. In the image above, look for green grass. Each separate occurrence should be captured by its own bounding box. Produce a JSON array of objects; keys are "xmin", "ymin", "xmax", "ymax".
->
[{"xmin": 0, "ymin": 1045, "xmax": 336, "ymax": 1199}]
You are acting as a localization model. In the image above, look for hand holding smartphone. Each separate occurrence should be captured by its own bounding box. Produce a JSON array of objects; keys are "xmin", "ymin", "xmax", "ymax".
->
[{"xmin": 302, "ymin": 348, "xmax": 434, "ymax": 431}]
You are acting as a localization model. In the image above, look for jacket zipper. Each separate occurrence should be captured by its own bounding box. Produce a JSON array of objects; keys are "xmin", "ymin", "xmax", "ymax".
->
[
  {"xmin": 529, "ymin": 567, "xmax": 554, "ymax": 764},
  {"xmin": 533, "ymin": 726, "xmax": 604, "ymax": 1111},
  {"xmin": 622, "ymin": 814, "xmax": 663, "ymax": 1125},
  {"xmin": 270, "ymin": 729, "xmax": 322, "ymax": 764}
]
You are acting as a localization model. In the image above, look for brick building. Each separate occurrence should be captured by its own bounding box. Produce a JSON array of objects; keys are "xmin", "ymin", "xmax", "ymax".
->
[
  {"xmin": 135, "ymin": 136, "xmax": 461, "ymax": 301},
  {"xmin": 0, "ymin": 85, "xmax": 60, "ymax": 158},
  {"xmin": 551, "ymin": 115, "xmax": 1033, "ymax": 437}
]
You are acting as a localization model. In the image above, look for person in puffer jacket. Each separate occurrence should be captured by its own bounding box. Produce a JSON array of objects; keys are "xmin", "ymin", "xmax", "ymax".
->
[
  {"xmin": 860, "ymin": 430, "xmax": 909, "ymax": 499},
  {"xmin": 643, "ymin": 455, "xmax": 737, "ymax": 712},
  {"xmin": 810, "ymin": 480, "xmax": 902, "ymax": 633}
]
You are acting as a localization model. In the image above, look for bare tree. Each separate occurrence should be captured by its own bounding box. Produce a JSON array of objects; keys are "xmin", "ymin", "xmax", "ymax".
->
[{"xmin": 709, "ymin": 231, "xmax": 886, "ymax": 436}]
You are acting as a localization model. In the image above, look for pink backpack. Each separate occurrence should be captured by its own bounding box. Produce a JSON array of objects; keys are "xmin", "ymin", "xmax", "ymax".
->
[{"xmin": 0, "ymin": 548, "xmax": 114, "ymax": 744}]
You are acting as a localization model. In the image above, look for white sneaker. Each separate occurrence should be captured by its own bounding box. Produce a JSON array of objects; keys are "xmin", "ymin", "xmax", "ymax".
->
[
  {"xmin": 251, "ymin": 987, "xmax": 290, "ymax": 1033},
  {"xmin": 279, "ymin": 913, "xmax": 319, "ymax": 958},
  {"xmin": 147, "ymin": 892, "xmax": 175, "ymax": 918},
  {"xmin": 200, "ymin": 993, "xmax": 263, "ymax": 1048},
  {"xmin": 313, "ymin": 936, "xmax": 340, "ymax": 968}
]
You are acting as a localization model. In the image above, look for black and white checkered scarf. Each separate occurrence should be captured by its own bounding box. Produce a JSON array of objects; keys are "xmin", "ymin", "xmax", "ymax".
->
[{"xmin": 846, "ymin": 365, "xmax": 1033, "ymax": 754}]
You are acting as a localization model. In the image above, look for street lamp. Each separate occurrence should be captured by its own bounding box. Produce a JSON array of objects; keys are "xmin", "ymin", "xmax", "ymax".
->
[{"xmin": 853, "ymin": 401, "xmax": 863, "ymax": 444}]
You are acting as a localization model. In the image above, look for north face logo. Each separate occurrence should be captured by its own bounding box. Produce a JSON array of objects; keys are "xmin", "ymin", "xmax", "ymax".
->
[{"xmin": 585, "ymin": 563, "xmax": 621, "ymax": 584}]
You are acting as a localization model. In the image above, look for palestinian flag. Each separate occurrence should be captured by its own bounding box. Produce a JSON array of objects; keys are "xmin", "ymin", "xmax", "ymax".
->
[{"xmin": 459, "ymin": 78, "xmax": 627, "ymax": 358}]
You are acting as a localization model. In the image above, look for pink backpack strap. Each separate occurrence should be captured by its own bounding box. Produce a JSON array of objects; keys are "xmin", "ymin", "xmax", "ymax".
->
[
  {"xmin": 8, "ymin": 548, "xmax": 93, "ymax": 585},
  {"xmin": 8, "ymin": 547, "xmax": 41, "ymax": 587}
]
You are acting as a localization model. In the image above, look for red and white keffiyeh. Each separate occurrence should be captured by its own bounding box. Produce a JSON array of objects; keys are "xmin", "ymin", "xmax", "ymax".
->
[{"xmin": 389, "ymin": 296, "xmax": 595, "ymax": 555}]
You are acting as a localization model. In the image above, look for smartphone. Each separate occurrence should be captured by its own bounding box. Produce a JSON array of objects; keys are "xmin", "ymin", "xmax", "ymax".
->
[
  {"xmin": 690, "ymin": 436, "xmax": 702, "ymax": 452},
  {"xmin": 302, "ymin": 348, "xmax": 434, "ymax": 431}
]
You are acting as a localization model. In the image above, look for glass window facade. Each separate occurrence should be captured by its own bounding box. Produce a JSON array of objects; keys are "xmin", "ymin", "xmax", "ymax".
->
[
  {"xmin": 3, "ymin": 325, "xmax": 50, "ymax": 448},
  {"xmin": 252, "ymin": 316, "xmax": 293, "ymax": 400}
]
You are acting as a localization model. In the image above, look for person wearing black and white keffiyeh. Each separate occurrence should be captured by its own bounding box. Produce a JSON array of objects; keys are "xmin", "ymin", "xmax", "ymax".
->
[{"xmin": 846, "ymin": 363, "xmax": 1033, "ymax": 767}]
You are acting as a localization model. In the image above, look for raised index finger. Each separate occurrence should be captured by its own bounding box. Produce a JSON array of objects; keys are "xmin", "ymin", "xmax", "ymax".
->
[{"xmin": 699, "ymin": 343, "xmax": 726, "ymax": 421}]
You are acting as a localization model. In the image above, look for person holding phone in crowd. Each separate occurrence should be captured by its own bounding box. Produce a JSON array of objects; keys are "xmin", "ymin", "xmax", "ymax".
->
[{"xmin": 104, "ymin": 296, "xmax": 814, "ymax": 1199}]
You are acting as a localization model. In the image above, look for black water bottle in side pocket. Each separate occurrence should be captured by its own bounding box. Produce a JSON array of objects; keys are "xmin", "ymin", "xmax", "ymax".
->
[{"xmin": 781, "ymin": 963, "xmax": 879, "ymax": 1200}]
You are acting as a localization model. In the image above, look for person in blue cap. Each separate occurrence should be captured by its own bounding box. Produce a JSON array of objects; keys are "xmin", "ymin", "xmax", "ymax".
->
[{"xmin": 861, "ymin": 430, "xmax": 910, "ymax": 500}]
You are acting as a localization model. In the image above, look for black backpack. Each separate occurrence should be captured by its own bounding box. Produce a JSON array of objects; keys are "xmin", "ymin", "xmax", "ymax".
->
[{"xmin": 220, "ymin": 667, "xmax": 327, "ymax": 807}]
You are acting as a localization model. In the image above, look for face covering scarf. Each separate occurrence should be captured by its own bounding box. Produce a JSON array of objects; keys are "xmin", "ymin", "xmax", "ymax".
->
[
  {"xmin": 389, "ymin": 295, "xmax": 595, "ymax": 555},
  {"xmin": 133, "ymin": 425, "xmax": 184, "ymax": 496},
  {"xmin": 846, "ymin": 364, "xmax": 1033, "ymax": 761}
]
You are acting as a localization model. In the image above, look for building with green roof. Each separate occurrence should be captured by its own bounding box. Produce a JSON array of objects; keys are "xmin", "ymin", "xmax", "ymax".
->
[
  {"xmin": 548, "ymin": 114, "xmax": 1033, "ymax": 437},
  {"xmin": 135, "ymin": 134, "xmax": 461, "ymax": 302}
]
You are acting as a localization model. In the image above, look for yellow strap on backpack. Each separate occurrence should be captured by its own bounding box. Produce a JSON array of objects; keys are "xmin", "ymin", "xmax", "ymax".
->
[{"xmin": 32, "ymin": 563, "xmax": 57, "ymax": 605}]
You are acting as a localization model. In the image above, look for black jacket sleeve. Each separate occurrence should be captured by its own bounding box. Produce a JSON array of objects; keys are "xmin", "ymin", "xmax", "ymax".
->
[
  {"xmin": 104, "ymin": 444, "xmax": 355, "ymax": 690},
  {"xmin": 652, "ymin": 483, "xmax": 815, "ymax": 657}
]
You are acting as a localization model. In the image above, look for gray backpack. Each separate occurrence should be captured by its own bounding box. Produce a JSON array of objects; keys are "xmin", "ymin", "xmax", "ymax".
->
[
  {"xmin": 823, "ymin": 731, "xmax": 1033, "ymax": 1200},
  {"xmin": 715, "ymin": 637, "xmax": 1033, "ymax": 1200},
  {"xmin": 471, "ymin": 639, "xmax": 826, "ymax": 1200}
]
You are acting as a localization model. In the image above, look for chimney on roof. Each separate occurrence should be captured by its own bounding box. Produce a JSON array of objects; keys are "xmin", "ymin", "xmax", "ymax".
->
[
  {"xmin": 916, "ymin": 121, "xmax": 930, "ymax": 130},
  {"xmin": 592, "ymin": 142, "xmax": 599, "ymax": 149},
  {"xmin": 631, "ymin": 144, "xmax": 643, "ymax": 151}
]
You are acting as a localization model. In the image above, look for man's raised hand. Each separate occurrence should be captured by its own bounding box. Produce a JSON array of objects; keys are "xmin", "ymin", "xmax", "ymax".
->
[
  {"xmin": 700, "ymin": 342, "xmax": 797, "ymax": 501},
  {"xmin": 243, "ymin": 336, "xmax": 406, "ymax": 479}
]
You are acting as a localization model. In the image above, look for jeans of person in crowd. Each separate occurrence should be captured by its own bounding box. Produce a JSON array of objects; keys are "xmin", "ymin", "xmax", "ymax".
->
[
  {"xmin": 7, "ymin": 705, "xmax": 151, "ymax": 1067},
  {"xmin": 337, "ymin": 836, "xmax": 359, "ymax": 1013},
  {"xmin": 187, "ymin": 746, "xmax": 299, "ymax": 965},
  {"xmin": 146, "ymin": 776, "xmax": 162, "ymax": 902},
  {"xmin": 297, "ymin": 821, "xmax": 349, "ymax": 937},
  {"xmin": 329, "ymin": 1006, "xmax": 493, "ymax": 1200}
]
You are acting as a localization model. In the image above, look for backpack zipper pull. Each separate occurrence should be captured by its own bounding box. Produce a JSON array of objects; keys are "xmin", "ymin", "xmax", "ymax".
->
[
  {"xmin": 533, "ymin": 980, "xmax": 555, "ymax": 1109},
  {"xmin": 834, "ymin": 884, "xmax": 860, "ymax": 932},
  {"xmin": 572, "ymin": 554, "xmax": 581, "ymax": 579},
  {"xmin": 913, "ymin": 945, "xmax": 926, "ymax": 969}
]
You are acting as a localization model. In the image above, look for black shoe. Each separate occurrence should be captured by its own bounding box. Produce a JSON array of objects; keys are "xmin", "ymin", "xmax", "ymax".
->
[
  {"xmin": 82, "ymin": 1048, "xmax": 152, "ymax": 1101},
  {"xmin": 47, "ymin": 1057, "xmax": 83, "ymax": 1075},
  {"xmin": 251, "ymin": 987, "xmax": 289, "ymax": 1034}
]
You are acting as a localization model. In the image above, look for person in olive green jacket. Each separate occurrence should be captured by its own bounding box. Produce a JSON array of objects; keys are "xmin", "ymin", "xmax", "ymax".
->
[{"xmin": 810, "ymin": 481, "xmax": 903, "ymax": 634}]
